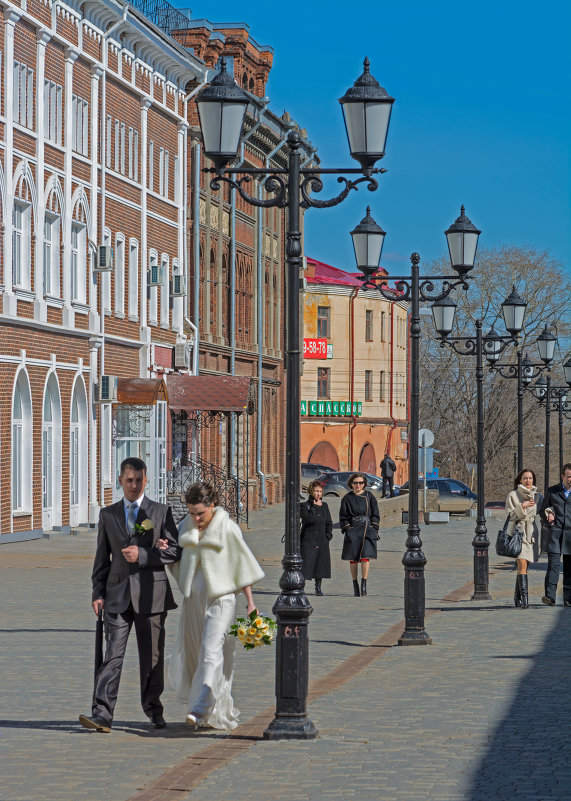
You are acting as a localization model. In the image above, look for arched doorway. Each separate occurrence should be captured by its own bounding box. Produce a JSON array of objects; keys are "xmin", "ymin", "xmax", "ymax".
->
[
  {"xmin": 308, "ymin": 441, "xmax": 339, "ymax": 470},
  {"xmin": 359, "ymin": 443, "xmax": 376, "ymax": 475},
  {"xmin": 70, "ymin": 377, "xmax": 88, "ymax": 526},
  {"xmin": 42, "ymin": 373, "xmax": 62, "ymax": 530}
]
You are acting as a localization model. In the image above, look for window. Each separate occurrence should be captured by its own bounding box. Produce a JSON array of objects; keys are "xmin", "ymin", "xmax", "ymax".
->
[
  {"xmin": 71, "ymin": 222, "xmax": 86, "ymax": 303},
  {"xmin": 149, "ymin": 251, "xmax": 158, "ymax": 325},
  {"xmin": 159, "ymin": 148, "xmax": 169, "ymax": 196},
  {"xmin": 44, "ymin": 80, "xmax": 63, "ymax": 145},
  {"xmin": 13, "ymin": 61, "xmax": 34, "ymax": 128},
  {"xmin": 380, "ymin": 371, "xmax": 386, "ymax": 402},
  {"xmin": 13, "ymin": 201, "xmax": 31, "ymax": 289},
  {"xmin": 380, "ymin": 311, "xmax": 386, "ymax": 342},
  {"xmin": 365, "ymin": 309, "xmax": 373, "ymax": 341},
  {"xmin": 120, "ymin": 123, "xmax": 126, "ymax": 174},
  {"xmin": 12, "ymin": 372, "xmax": 32, "ymax": 513},
  {"xmin": 128, "ymin": 127, "xmax": 134, "ymax": 179},
  {"xmin": 114, "ymin": 120, "xmax": 120, "ymax": 172},
  {"xmin": 317, "ymin": 367, "xmax": 330, "ymax": 398},
  {"xmin": 106, "ymin": 115, "xmax": 112, "ymax": 167},
  {"xmin": 115, "ymin": 235, "xmax": 125, "ymax": 314},
  {"xmin": 71, "ymin": 95, "xmax": 89, "ymax": 156},
  {"xmin": 128, "ymin": 240, "xmax": 139, "ymax": 318},
  {"xmin": 317, "ymin": 306, "xmax": 330, "ymax": 339},
  {"xmin": 160, "ymin": 254, "xmax": 169, "ymax": 328},
  {"xmin": 365, "ymin": 370, "xmax": 373, "ymax": 401},
  {"xmin": 149, "ymin": 141, "xmax": 154, "ymax": 190},
  {"xmin": 43, "ymin": 213, "xmax": 60, "ymax": 296}
]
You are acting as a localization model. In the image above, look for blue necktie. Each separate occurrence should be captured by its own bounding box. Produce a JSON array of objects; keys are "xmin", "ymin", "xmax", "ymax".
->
[{"xmin": 127, "ymin": 503, "xmax": 138, "ymax": 535}]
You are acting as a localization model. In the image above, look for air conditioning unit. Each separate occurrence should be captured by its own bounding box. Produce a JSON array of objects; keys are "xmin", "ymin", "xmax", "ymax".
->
[
  {"xmin": 170, "ymin": 275, "xmax": 187, "ymax": 296},
  {"xmin": 95, "ymin": 245, "xmax": 113, "ymax": 272},
  {"xmin": 148, "ymin": 264, "xmax": 164, "ymax": 287},
  {"xmin": 97, "ymin": 374, "xmax": 117, "ymax": 403},
  {"xmin": 174, "ymin": 342, "xmax": 190, "ymax": 369}
]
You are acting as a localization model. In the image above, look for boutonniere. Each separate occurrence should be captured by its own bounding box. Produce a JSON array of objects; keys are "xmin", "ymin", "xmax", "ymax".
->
[{"xmin": 134, "ymin": 519, "xmax": 154, "ymax": 536}]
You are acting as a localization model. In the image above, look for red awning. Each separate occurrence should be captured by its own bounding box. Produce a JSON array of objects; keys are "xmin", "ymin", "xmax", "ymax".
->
[
  {"xmin": 167, "ymin": 375, "xmax": 254, "ymax": 414},
  {"xmin": 116, "ymin": 378, "xmax": 168, "ymax": 405}
]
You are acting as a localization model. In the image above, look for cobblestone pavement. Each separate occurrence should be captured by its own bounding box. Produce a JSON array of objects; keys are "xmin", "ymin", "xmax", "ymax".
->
[{"xmin": 1, "ymin": 501, "xmax": 568, "ymax": 801}]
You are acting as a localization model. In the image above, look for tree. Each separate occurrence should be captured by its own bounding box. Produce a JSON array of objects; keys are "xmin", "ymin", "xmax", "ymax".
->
[{"xmin": 419, "ymin": 245, "xmax": 571, "ymax": 501}]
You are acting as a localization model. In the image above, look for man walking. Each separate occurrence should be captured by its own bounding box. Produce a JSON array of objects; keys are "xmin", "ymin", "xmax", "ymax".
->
[
  {"xmin": 540, "ymin": 463, "xmax": 571, "ymax": 606},
  {"xmin": 380, "ymin": 453, "xmax": 397, "ymax": 498},
  {"xmin": 79, "ymin": 457, "xmax": 180, "ymax": 732}
]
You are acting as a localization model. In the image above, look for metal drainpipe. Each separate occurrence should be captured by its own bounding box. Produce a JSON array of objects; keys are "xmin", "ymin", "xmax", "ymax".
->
[
  {"xmin": 386, "ymin": 300, "xmax": 398, "ymax": 461},
  {"xmin": 349, "ymin": 286, "xmax": 359, "ymax": 469}
]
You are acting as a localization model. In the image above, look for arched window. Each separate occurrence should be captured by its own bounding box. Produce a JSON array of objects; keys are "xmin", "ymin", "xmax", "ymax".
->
[
  {"xmin": 115, "ymin": 233, "xmax": 125, "ymax": 315},
  {"xmin": 308, "ymin": 442, "xmax": 339, "ymax": 471},
  {"xmin": 12, "ymin": 370, "xmax": 33, "ymax": 513},
  {"xmin": 71, "ymin": 195, "xmax": 89, "ymax": 305},
  {"xmin": 42, "ymin": 373, "xmax": 62, "ymax": 530},
  {"xmin": 249, "ymin": 76, "xmax": 255, "ymax": 94},
  {"xmin": 160, "ymin": 253, "xmax": 169, "ymax": 328},
  {"xmin": 69, "ymin": 377, "xmax": 88, "ymax": 527},
  {"xmin": 44, "ymin": 176, "xmax": 63, "ymax": 298},
  {"xmin": 13, "ymin": 168, "xmax": 35, "ymax": 291},
  {"xmin": 359, "ymin": 443, "xmax": 376, "ymax": 475}
]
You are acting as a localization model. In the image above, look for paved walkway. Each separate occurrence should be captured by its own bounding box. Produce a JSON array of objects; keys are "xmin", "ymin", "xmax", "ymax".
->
[{"xmin": 1, "ymin": 500, "xmax": 569, "ymax": 801}]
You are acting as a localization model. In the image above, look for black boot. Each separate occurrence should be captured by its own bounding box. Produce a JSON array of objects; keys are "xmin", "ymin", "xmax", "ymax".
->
[
  {"xmin": 361, "ymin": 578, "xmax": 367, "ymax": 596},
  {"xmin": 353, "ymin": 579, "xmax": 360, "ymax": 597},
  {"xmin": 315, "ymin": 579, "xmax": 323, "ymax": 596},
  {"xmin": 514, "ymin": 576, "xmax": 523, "ymax": 607},
  {"xmin": 517, "ymin": 574, "xmax": 529, "ymax": 609}
]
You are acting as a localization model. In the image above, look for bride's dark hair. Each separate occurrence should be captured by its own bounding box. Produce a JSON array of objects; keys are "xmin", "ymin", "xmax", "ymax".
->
[{"xmin": 185, "ymin": 481, "xmax": 220, "ymax": 507}]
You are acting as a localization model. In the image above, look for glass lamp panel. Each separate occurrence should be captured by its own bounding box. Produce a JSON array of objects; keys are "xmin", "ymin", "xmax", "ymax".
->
[
  {"xmin": 363, "ymin": 102, "xmax": 392, "ymax": 156},
  {"xmin": 197, "ymin": 101, "xmax": 223, "ymax": 155},
  {"xmin": 343, "ymin": 103, "xmax": 366, "ymax": 156},
  {"xmin": 564, "ymin": 358, "xmax": 571, "ymax": 385},
  {"xmin": 462, "ymin": 232, "xmax": 479, "ymax": 268},
  {"xmin": 366, "ymin": 232, "xmax": 384, "ymax": 266},
  {"xmin": 220, "ymin": 102, "xmax": 248, "ymax": 154},
  {"xmin": 446, "ymin": 232, "xmax": 463, "ymax": 270},
  {"xmin": 432, "ymin": 299, "xmax": 456, "ymax": 335}
]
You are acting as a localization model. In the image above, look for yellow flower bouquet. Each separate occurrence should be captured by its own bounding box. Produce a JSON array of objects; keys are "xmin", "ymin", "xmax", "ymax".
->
[{"xmin": 229, "ymin": 610, "xmax": 277, "ymax": 650}]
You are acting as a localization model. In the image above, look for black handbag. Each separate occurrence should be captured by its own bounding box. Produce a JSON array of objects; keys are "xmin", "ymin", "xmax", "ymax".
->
[{"xmin": 495, "ymin": 515, "xmax": 522, "ymax": 558}]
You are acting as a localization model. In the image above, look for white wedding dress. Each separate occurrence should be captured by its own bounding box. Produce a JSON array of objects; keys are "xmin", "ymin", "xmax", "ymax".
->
[{"xmin": 167, "ymin": 562, "xmax": 240, "ymax": 729}]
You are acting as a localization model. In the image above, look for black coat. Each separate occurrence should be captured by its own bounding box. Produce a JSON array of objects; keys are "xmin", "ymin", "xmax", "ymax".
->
[
  {"xmin": 300, "ymin": 499, "xmax": 333, "ymax": 579},
  {"xmin": 540, "ymin": 483, "xmax": 571, "ymax": 555},
  {"xmin": 380, "ymin": 457, "xmax": 397, "ymax": 478},
  {"xmin": 339, "ymin": 490, "xmax": 380, "ymax": 561}
]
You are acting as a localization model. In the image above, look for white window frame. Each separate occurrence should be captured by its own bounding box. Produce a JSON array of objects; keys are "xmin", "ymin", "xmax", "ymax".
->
[
  {"xmin": 72, "ymin": 95, "xmax": 89, "ymax": 156},
  {"xmin": 115, "ymin": 234, "xmax": 125, "ymax": 315},
  {"xmin": 13, "ymin": 201, "xmax": 31, "ymax": 290},
  {"xmin": 120, "ymin": 122, "xmax": 126, "ymax": 174},
  {"xmin": 128, "ymin": 127, "xmax": 134, "ymax": 179},
  {"xmin": 149, "ymin": 250, "xmax": 158, "ymax": 325},
  {"xmin": 12, "ymin": 371, "xmax": 33, "ymax": 514},
  {"xmin": 13, "ymin": 61, "xmax": 34, "ymax": 129},
  {"xmin": 128, "ymin": 239, "xmax": 139, "ymax": 319},
  {"xmin": 160, "ymin": 253, "xmax": 169, "ymax": 328},
  {"xmin": 159, "ymin": 147, "xmax": 164, "ymax": 195},
  {"xmin": 114, "ymin": 120, "xmax": 120, "ymax": 172},
  {"xmin": 106, "ymin": 115, "xmax": 112, "ymax": 168},
  {"xmin": 71, "ymin": 221, "xmax": 87, "ymax": 304},
  {"xmin": 43, "ymin": 212, "xmax": 60, "ymax": 297},
  {"xmin": 44, "ymin": 80, "xmax": 63, "ymax": 145},
  {"xmin": 149, "ymin": 140, "xmax": 154, "ymax": 191},
  {"xmin": 134, "ymin": 130, "xmax": 139, "ymax": 182}
]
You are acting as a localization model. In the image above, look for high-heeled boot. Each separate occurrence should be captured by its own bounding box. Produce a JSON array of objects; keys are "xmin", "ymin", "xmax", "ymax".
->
[
  {"xmin": 315, "ymin": 579, "xmax": 323, "ymax": 596},
  {"xmin": 360, "ymin": 578, "xmax": 367, "ymax": 596},
  {"xmin": 514, "ymin": 576, "xmax": 523, "ymax": 607},
  {"xmin": 517, "ymin": 574, "xmax": 529, "ymax": 609},
  {"xmin": 352, "ymin": 579, "xmax": 360, "ymax": 597}
]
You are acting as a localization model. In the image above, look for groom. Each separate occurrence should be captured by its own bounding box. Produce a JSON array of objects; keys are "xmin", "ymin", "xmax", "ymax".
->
[{"xmin": 79, "ymin": 457, "xmax": 180, "ymax": 732}]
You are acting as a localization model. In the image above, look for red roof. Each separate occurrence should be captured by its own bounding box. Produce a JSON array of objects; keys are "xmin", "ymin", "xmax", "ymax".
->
[{"xmin": 307, "ymin": 257, "xmax": 387, "ymax": 287}]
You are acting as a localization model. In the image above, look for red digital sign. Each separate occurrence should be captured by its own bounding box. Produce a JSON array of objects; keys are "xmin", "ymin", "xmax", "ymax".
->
[{"xmin": 303, "ymin": 338, "xmax": 327, "ymax": 359}]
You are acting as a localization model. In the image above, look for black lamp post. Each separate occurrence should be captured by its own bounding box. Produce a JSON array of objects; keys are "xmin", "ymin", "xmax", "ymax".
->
[
  {"xmin": 357, "ymin": 206, "xmax": 480, "ymax": 642},
  {"xmin": 488, "ymin": 325, "xmax": 555, "ymax": 472},
  {"xmin": 196, "ymin": 57, "xmax": 393, "ymax": 739},
  {"xmin": 432, "ymin": 287, "xmax": 526, "ymax": 599},
  {"xmin": 529, "ymin": 359, "xmax": 571, "ymax": 494}
]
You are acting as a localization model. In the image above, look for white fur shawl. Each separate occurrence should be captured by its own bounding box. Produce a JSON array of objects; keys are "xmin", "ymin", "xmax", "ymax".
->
[{"xmin": 168, "ymin": 506, "xmax": 264, "ymax": 600}]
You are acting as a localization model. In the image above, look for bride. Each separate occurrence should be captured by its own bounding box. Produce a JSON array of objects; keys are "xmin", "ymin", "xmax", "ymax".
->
[{"xmin": 160, "ymin": 481, "xmax": 264, "ymax": 729}]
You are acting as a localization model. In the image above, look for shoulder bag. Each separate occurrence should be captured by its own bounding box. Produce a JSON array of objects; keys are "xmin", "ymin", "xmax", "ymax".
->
[{"xmin": 495, "ymin": 514, "xmax": 522, "ymax": 558}]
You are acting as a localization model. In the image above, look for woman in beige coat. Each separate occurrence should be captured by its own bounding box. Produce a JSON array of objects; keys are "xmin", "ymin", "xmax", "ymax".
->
[{"xmin": 505, "ymin": 468, "xmax": 542, "ymax": 609}]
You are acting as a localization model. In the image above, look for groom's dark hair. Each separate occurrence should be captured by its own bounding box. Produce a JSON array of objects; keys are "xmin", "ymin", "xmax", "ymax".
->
[{"xmin": 120, "ymin": 457, "xmax": 147, "ymax": 476}]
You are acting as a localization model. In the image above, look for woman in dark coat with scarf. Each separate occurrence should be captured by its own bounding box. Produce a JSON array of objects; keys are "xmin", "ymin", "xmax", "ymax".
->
[
  {"xmin": 300, "ymin": 480, "xmax": 333, "ymax": 596},
  {"xmin": 339, "ymin": 472, "xmax": 380, "ymax": 597}
]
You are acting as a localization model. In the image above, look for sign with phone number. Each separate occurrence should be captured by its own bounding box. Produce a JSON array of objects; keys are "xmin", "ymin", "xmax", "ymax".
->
[
  {"xmin": 303, "ymin": 338, "xmax": 327, "ymax": 359},
  {"xmin": 301, "ymin": 400, "xmax": 362, "ymax": 417}
]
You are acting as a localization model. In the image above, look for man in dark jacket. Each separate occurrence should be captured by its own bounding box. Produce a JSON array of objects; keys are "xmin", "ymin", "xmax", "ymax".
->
[
  {"xmin": 380, "ymin": 453, "xmax": 397, "ymax": 498},
  {"xmin": 540, "ymin": 463, "xmax": 571, "ymax": 606},
  {"xmin": 79, "ymin": 457, "xmax": 181, "ymax": 732}
]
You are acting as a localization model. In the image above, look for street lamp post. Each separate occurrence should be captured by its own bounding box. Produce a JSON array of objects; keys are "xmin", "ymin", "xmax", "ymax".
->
[
  {"xmin": 432, "ymin": 287, "xmax": 526, "ymax": 599},
  {"xmin": 356, "ymin": 206, "xmax": 481, "ymax": 642},
  {"xmin": 196, "ymin": 57, "xmax": 394, "ymax": 739},
  {"xmin": 530, "ymin": 366, "xmax": 571, "ymax": 494}
]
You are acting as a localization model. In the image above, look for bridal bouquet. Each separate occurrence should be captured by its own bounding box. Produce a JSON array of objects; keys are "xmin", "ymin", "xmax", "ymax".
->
[{"xmin": 229, "ymin": 610, "xmax": 277, "ymax": 650}]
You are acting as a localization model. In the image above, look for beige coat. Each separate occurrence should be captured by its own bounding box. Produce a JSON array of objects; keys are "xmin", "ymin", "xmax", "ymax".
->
[
  {"xmin": 168, "ymin": 506, "xmax": 264, "ymax": 600},
  {"xmin": 505, "ymin": 485, "xmax": 538, "ymax": 562}
]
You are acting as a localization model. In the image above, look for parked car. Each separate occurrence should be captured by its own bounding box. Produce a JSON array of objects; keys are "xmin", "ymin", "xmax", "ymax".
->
[
  {"xmin": 399, "ymin": 478, "xmax": 477, "ymax": 514},
  {"xmin": 316, "ymin": 471, "xmax": 399, "ymax": 500},
  {"xmin": 300, "ymin": 462, "xmax": 336, "ymax": 492}
]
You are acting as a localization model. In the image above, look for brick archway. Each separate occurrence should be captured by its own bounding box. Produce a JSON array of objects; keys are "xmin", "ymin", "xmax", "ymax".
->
[
  {"xmin": 359, "ymin": 443, "xmax": 376, "ymax": 475},
  {"xmin": 308, "ymin": 441, "xmax": 339, "ymax": 470}
]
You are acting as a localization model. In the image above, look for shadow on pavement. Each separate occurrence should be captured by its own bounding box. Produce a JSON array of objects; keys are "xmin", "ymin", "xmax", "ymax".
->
[{"xmin": 466, "ymin": 607, "xmax": 571, "ymax": 801}]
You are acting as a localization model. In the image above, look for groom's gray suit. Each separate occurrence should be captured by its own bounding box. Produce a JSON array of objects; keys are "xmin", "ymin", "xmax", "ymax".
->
[{"xmin": 90, "ymin": 495, "xmax": 180, "ymax": 726}]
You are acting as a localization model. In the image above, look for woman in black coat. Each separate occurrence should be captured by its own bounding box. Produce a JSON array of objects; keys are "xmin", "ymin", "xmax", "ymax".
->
[
  {"xmin": 339, "ymin": 472, "xmax": 380, "ymax": 597},
  {"xmin": 300, "ymin": 480, "xmax": 333, "ymax": 596}
]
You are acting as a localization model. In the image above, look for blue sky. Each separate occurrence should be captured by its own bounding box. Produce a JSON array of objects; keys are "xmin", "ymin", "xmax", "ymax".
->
[{"xmin": 180, "ymin": 0, "xmax": 570, "ymax": 278}]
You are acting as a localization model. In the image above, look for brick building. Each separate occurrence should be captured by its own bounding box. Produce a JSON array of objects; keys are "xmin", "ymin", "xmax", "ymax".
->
[
  {"xmin": 0, "ymin": 0, "xmax": 314, "ymax": 541},
  {"xmin": 301, "ymin": 257, "xmax": 410, "ymax": 485}
]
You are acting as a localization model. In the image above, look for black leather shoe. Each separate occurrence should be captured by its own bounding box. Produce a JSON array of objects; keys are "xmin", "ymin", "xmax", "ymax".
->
[
  {"xmin": 541, "ymin": 596, "xmax": 556, "ymax": 606},
  {"xmin": 79, "ymin": 714, "xmax": 111, "ymax": 733},
  {"xmin": 353, "ymin": 579, "xmax": 360, "ymax": 597},
  {"xmin": 150, "ymin": 714, "xmax": 167, "ymax": 729},
  {"xmin": 564, "ymin": 601, "xmax": 571, "ymax": 607},
  {"xmin": 360, "ymin": 578, "xmax": 367, "ymax": 596}
]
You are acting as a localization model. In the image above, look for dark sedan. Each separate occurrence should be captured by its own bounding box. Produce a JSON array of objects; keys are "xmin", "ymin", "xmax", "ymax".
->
[
  {"xmin": 399, "ymin": 478, "xmax": 477, "ymax": 514},
  {"xmin": 315, "ymin": 471, "xmax": 399, "ymax": 500}
]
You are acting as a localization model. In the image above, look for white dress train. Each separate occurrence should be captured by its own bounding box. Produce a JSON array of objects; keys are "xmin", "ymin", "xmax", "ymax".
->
[{"xmin": 167, "ymin": 564, "xmax": 240, "ymax": 729}]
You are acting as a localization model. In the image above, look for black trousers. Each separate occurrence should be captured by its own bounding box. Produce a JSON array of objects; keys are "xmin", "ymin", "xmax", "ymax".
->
[
  {"xmin": 544, "ymin": 553, "xmax": 571, "ymax": 603},
  {"xmin": 382, "ymin": 477, "xmax": 394, "ymax": 498},
  {"xmin": 92, "ymin": 605, "xmax": 167, "ymax": 725}
]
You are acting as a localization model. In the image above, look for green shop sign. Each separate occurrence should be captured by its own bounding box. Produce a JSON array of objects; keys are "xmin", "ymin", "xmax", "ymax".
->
[{"xmin": 303, "ymin": 401, "xmax": 362, "ymax": 418}]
